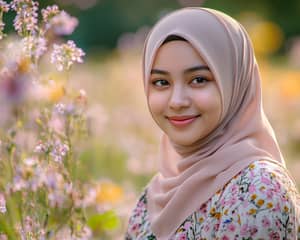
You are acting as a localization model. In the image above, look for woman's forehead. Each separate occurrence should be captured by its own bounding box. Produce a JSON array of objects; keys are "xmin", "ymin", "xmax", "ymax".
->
[{"xmin": 151, "ymin": 40, "xmax": 208, "ymax": 70}]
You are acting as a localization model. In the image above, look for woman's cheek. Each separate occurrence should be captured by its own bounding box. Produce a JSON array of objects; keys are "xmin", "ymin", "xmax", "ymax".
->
[
  {"xmin": 193, "ymin": 88, "xmax": 221, "ymax": 111},
  {"xmin": 193, "ymin": 92, "xmax": 214, "ymax": 109},
  {"xmin": 148, "ymin": 92, "xmax": 168, "ymax": 115}
]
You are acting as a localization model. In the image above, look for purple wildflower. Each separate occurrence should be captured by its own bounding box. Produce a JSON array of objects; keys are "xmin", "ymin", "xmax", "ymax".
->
[
  {"xmin": 54, "ymin": 103, "xmax": 66, "ymax": 115},
  {"xmin": 0, "ymin": 63, "xmax": 31, "ymax": 105},
  {"xmin": 22, "ymin": 36, "xmax": 47, "ymax": 62},
  {"xmin": 11, "ymin": 0, "xmax": 39, "ymax": 36},
  {"xmin": 50, "ymin": 139, "xmax": 69, "ymax": 163},
  {"xmin": 51, "ymin": 40, "xmax": 85, "ymax": 71},
  {"xmin": 48, "ymin": 191, "xmax": 66, "ymax": 208},
  {"xmin": 41, "ymin": 5, "xmax": 60, "ymax": 23},
  {"xmin": 0, "ymin": 0, "xmax": 9, "ymax": 12},
  {"xmin": 19, "ymin": 215, "xmax": 46, "ymax": 239},
  {"xmin": 74, "ymin": 225, "xmax": 92, "ymax": 240},
  {"xmin": 50, "ymin": 10, "xmax": 78, "ymax": 35},
  {"xmin": 34, "ymin": 140, "xmax": 50, "ymax": 154}
]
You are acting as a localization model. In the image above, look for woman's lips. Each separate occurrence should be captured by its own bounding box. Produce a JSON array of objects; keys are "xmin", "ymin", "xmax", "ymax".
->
[{"xmin": 167, "ymin": 115, "xmax": 200, "ymax": 127}]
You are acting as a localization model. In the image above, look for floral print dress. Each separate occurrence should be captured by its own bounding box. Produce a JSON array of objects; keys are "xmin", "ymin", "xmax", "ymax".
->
[{"xmin": 126, "ymin": 160, "xmax": 300, "ymax": 239}]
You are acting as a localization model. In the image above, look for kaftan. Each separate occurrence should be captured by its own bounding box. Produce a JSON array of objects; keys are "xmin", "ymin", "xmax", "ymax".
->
[{"xmin": 126, "ymin": 160, "xmax": 300, "ymax": 239}]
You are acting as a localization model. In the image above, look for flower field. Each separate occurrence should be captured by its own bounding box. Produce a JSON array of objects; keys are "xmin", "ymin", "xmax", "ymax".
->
[{"xmin": 0, "ymin": 1, "xmax": 299, "ymax": 239}]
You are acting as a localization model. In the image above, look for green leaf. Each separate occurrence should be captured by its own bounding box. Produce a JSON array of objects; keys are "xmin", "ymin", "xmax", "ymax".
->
[{"xmin": 87, "ymin": 210, "xmax": 120, "ymax": 231}]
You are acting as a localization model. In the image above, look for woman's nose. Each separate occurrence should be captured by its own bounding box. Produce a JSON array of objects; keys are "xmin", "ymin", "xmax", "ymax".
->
[{"xmin": 169, "ymin": 85, "xmax": 190, "ymax": 110}]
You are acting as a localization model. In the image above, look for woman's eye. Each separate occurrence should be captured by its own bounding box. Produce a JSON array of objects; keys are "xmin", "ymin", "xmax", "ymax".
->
[
  {"xmin": 191, "ymin": 76, "xmax": 209, "ymax": 85},
  {"xmin": 152, "ymin": 79, "xmax": 169, "ymax": 87}
]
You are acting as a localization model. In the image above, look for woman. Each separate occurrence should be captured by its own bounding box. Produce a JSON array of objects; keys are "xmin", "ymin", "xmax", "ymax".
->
[{"xmin": 126, "ymin": 7, "xmax": 300, "ymax": 240}]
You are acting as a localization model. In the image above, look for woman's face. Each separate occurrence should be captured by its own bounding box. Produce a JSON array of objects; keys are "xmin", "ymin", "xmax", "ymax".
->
[{"xmin": 148, "ymin": 40, "xmax": 222, "ymax": 146}]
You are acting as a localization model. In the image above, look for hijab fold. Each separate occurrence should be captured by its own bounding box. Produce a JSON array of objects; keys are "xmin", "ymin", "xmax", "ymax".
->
[{"xmin": 142, "ymin": 7, "xmax": 285, "ymax": 240}]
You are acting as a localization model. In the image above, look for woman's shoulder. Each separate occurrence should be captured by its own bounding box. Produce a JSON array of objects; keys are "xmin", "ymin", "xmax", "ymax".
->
[
  {"xmin": 191, "ymin": 159, "xmax": 300, "ymax": 239},
  {"xmin": 236, "ymin": 159, "xmax": 299, "ymax": 198},
  {"xmin": 217, "ymin": 159, "xmax": 300, "ymax": 216},
  {"xmin": 126, "ymin": 160, "xmax": 300, "ymax": 239},
  {"xmin": 125, "ymin": 188, "xmax": 154, "ymax": 239}
]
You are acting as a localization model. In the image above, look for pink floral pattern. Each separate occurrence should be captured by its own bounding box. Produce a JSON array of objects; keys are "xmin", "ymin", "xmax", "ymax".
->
[{"xmin": 126, "ymin": 160, "xmax": 300, "ymax": 239}]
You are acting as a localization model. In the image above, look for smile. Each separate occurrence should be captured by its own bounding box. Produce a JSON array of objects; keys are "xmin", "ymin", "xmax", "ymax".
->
[{"xmin": 167, "ymin": 115, "xmax": 200, "ymax": 127}]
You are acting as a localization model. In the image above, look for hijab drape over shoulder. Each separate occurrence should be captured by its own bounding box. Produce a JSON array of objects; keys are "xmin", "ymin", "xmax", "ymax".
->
[{"xmin": 142, "ymin": 7, "xmax": 285, "ymax": 240}]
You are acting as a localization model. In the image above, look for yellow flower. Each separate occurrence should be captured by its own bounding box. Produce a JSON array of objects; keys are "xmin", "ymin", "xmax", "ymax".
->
[
  {"xmin": 214, "ymin": 212, "xmax": 221, "ymax": 220},
  {"xmin": 17, "ymin": 120, "xmax": 23, "ymax": 128},
  {"xmin": 237, "ymin": 214, "xmax": 241, "ymax": 225},
  {"xmin": 249, "ymin": 163, "xmax": 255, "ymax": 170},
  {"xmin": 224, "ymin": 209, "xmax": 229, "ymax": 215},
  {"xmin": 210, "ymin": 207, "xmax": 216, "ymax": 215},
  {"xmin": 267, "ymin": 202, "xmax": 273, "ymax": 209},
  {"xmin": 270, "ymin": 172, "xmax": 276, "ymax": 178},
  {"xmin": 278, "ymin": 72, "xmax": 300, "ymax": 101},
  {"xmin": 259, "ymin": 186, "xmax": 266, "ymax": 191},
  {"xmin": 177, "ymin": 228, "xmax": 185, "ymax": 232},
  {"xmin": 48, "ymin": 83, "xmax": 65, "ymax": 102},
  {"xmin": 257, "ymin": 199, "xmax": 265, "ymax": 207},
  {"xmin": 248, "ymin": 21, "xmax": 283, "ymax": 56},
  {"xmin": 96, "ymin": 181, "xmax": 124, "ymax": 205},
  {"xmin": 248, "ymin": 208, "xmax": 257, "ymax": 215},
  {"xmin": 284, "ymin": 206, "xmax": 289, "ymax": 213},
  {"xmin": 199, "ymin": 217, "xmax": 204, "ymax": 223},
  {"xmin": 251, "ymin": 194, "xmax": 257, "ymax": 200},
  {"xmin": 18, "ymin": 57, "xmax": 31, "ymax": 73}
]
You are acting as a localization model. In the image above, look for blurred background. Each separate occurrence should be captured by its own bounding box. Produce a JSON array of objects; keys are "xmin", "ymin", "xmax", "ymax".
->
[{"xmin": 2, "ymin": 0, "xmax": 300, "ymax": 238}]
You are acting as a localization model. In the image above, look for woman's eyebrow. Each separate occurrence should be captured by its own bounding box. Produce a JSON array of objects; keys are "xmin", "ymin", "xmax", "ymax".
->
[
  {"xmin": 184, "ymin": 65, "xmax": 210, "ymax": 74},
  {"xmin": 150, "ymin": 69, "xmax": 169, "ymax": 75},
  {"xmin": 150, "ymin": 65, "xmax": 210, "ymax": 75}
]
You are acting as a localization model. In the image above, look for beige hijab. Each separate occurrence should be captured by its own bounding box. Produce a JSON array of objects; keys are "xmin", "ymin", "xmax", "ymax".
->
[{"xmin": 142, "ymin": 7, "xmax": 286, "ymax": 240}]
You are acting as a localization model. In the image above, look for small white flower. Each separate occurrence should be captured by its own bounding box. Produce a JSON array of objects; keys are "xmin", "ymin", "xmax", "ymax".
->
[
  {"xmin": 0, "ymin": 193, "xmax": 6, "ymax": 214},
  {"xmin": 51, "ymin": 40, "xmax": 85, "ymax": 71},
  {"xmin": 11, "ymin": 0, "xmax": 39, "ymax": 36},
  {"xmin": 82, "ymin": 188, "xmax": 96, "ymax": 207},
  {"xmin": 50, "ymin": 139, "xmax": 69, "ymax": 163},
  {"xmin": 22, "ymin": 36, "xmax": 47, "ymax": 61},
  {"xmin": 12, "ymin": 169, "xmax": 28, "ymax": 191},
  {"xmin": 75, "ymin": 225, "xmax": 92, "ymax": 240},
  {"xmin": 0, "ymin": 21, "xmax": 5, "ymax": 40},
  {"xmin": 48, "ymin": 191, "xmax": 65, "ymax": 208},
  {"xmin": 41, "ymin": 5, "xmax": 60, "ymax": 23},
  {"xmin": 54, "ymin": 103, "xmax": 66, "ymax": 115},
  {"xmin": 79, "ymin": 89, "xmax": 86, "ymax": 97},
  {"xmin": 0, "ymin": 0, "xmax": 9, "ymax": 12},
  {"xmin": 0, "ymin": 1, "xmax": 9, "ymax": 40},
  {"xmin": 34, "ymin": 140, "xmax": 50, "ymax": 153},
  {"xmin": 23, "ymin": 157, "xmax": 37, "ymax": 166}
]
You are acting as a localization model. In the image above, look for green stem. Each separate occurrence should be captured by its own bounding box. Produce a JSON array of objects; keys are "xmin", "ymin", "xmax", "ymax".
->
[
  {"xmin": 65, "ymin": 116, "xmax": 74, "ymax": 178},
  {"xmin": 53, "ymin": 204, "xmax": 74, "ymax": 235},
  {"xmin": 8, "ymin": 146, "xmax": 15, "ymax": 181}
]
